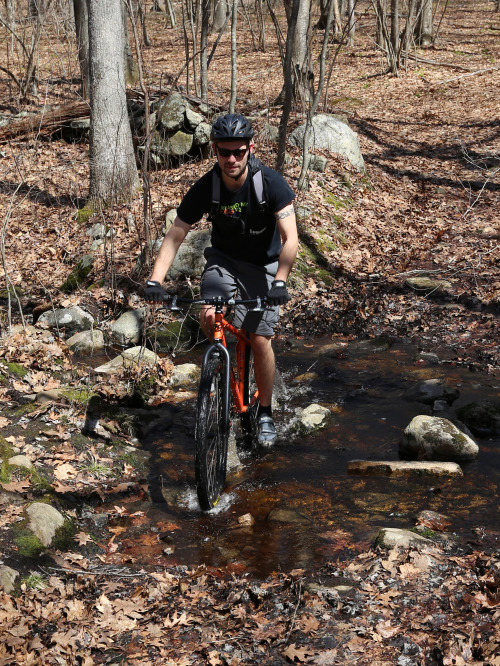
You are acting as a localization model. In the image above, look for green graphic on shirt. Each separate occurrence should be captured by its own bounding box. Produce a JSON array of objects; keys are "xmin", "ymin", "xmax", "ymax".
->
[{"xmin": 219, "ymin": 201, "xmax": 248, "ymax": 215}]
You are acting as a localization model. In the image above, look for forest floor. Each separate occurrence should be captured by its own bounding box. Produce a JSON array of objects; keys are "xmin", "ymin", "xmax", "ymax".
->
[{"xmin": 0, "ymin": 0, "xmax": 499, "ymax": 664}]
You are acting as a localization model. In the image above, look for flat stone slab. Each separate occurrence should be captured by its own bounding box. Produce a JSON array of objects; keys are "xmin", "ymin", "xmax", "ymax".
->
[{"xmin": 347, "ymin": 460, "xmax": 463, "ymax": 477}]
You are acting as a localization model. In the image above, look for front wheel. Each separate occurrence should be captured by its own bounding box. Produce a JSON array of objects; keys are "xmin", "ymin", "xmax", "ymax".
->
[{"xmin": 195, "ymin": 349, "xmax": 230, "ymax": 510}]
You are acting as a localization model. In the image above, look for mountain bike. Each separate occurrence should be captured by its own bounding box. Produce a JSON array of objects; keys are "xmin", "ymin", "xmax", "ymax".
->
[{"xmin": 165, "ymin": 294, "xmax": 268, "ymax": 511}]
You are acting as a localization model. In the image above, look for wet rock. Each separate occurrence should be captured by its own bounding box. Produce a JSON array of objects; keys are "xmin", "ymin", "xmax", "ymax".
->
[
  {"xmin": 289, "ymin": 114, "xmax": 365, "ymax": 172},
  {"xmin": 347, "ymin": 460, "xmax": 463, "ymax": 477},
  {"xmin": 168, "ymin": 363, "xmax": 200, "ymax": 387},
  {"xmin": 318, "ymin": 342, "xmax": 347, "ymax": 358},
  {"xmin": 8, "ymin": 454, "xmax": 34, "ymax": 470},
  {"xmin": 352, "ymin": 337, "xmax": 392, "ymax": 354},
  {"xmin": 413, "ymin": 351, "xmax": 441, "ymax": 366},
  {"xmin": 94, "ymin": 346, "xmax": 159, "ymax": 374},
  {"xmin": 238, "ymin": 513, "xmax": 255, "ymax": 527},
  {"xmin": 406, "ymin": 276, "xmax": 453, "ymax": 294},
  {"xmin": 416, "ymin": 510, "xmax": 452, "ymax": 532},
  {"xmin": 151, "ymin": 320, "xmax": 196, "ymax": 354},
  {"xmin": 295, "ymin": 403, "xmax": 331, "ymax": 434},
  {"xmin": 26, "ymin": 502, "xmax": 65, "ymax": 548},
  {"xmin": 37, "ymin": 305, "xmax": 94, "ymax": 334},
  {"xmin": 66, "ymin": 329, "xmax": 105, "ymax": 353},
  {"xmin": 456, "ymin": 400, "xmax": 500, "ymax": 436},
  {"xmin": 400, "ymin": 415, "xmax": 478, "ymax": 461},
  {"xmin": 0, "ymin": 566, "xmax": 19, "ymax": 594},
  {"xmin": 111, "ymin": 308, "xmax": 146, "ymax": 345},
  {"xmin": 307, "ymin": 581, "xmax": 356, "ymax": 598},
  {"xmin": 403, "ymin": 378, "xmax": 459, "ymax": 406},
  {"xmin": 266, "ymin": 507, "xmax": 311, "ymax": 525},
  {"xmin": 376, "ymin": 527, "xmax": 433, "ymax": 549}
]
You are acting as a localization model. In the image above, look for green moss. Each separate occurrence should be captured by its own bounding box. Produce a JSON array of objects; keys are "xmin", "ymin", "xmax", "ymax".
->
[
  {"xmin": 75, "ymin": 204, "xmax": 95, "ymax": 225},
  {"xmin": 53, "ymin": 518, "xmax": 76, "ymax": 551},
  {"xmin": 0, "ymin": 358, "xmax": 29, "ymax": 378},
  {"xmin": 325, "ymin": 193, "xmax": 349, "ymax": 209},
  {"xmin": 23, "ymin": 572, "xmax": 48, "ymax": 590},
  {"xmin": 60, "ymin": 254, "xmax": 94, "ymax": 293},
  {"xmin": 60, "ymin": 387, "xmax": 95, "ymax": 405},
  {"xmin": 0, "ymin": 285, "xmax": 23, "ymax": 300},
  {"xmin": 0, "ymin": 436, "xmax": 14, "ymax": 460},
  {"xmin": 13, "ymin": 402, "xmax": 41, "ymax": 416},
  {"xmin": 15, "ymin": 530, "xmax": 45, "ymax": 558},
  {"xmin": 0, "ymin": 460, "xmax": 13, "ymax": 483}
]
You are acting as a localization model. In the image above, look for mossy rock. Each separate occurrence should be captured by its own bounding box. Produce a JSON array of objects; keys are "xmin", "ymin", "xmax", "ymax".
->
[
  {"xmin": 456, "ymin": 400, "xmax": 500, "ymax": 436},
  {"xmin": 150, "ymin": 319, "xmax": 197, "ymax": 353},
  {"xmin": 75, "ymin": 204, "xmax": 95, "ymax": 225},
  {"xmin": 60, "ymin": 255, "xmax": 94, "ymax": 293},
  {"xmin": 0, "ymin": 358, "xmax": 29, "ymax": 378},
  {"xmin": 14, "ymin": 530, "xmax": 46, "ymax": 558}
]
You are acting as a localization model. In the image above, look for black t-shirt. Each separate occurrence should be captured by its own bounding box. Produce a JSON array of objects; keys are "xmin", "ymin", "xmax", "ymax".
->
[{"xmin": 177, "ymin": 163, "xmax": 295, "ymax": 265}]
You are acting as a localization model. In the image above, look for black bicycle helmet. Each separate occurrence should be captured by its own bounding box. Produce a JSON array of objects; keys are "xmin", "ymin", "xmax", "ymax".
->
[{"xmin": 210, "ymin": 113, "xmax": 254, "ymax": 141}]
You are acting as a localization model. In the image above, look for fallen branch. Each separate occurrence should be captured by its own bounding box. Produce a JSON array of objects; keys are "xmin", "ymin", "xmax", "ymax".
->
[
  {"xmin": 0, "ymin": 99, "xmax": 90, "ymax": 142},
  {"xmin": 437, "ymin": 65, "xmax": 500, "ymax": 85},
  {"xmin": 407, "ymin": 53, "xmax": 472, "ymax": 71}
]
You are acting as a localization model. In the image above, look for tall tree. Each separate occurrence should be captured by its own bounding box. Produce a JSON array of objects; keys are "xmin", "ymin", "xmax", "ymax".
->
[
  {"xmin": 292, "ymin": 0, "xmax": 314, "ymax": 104},
  {"xmin": 73, "ymin": 0, "xmax": 89, "ymax": 97},
  {"xmin": 88, "ymin": 0, "xmax": 139, "ymax": 205},
  {"xmin": 415, "ymin": 0, "xmax": 433, "ymax": 46}
]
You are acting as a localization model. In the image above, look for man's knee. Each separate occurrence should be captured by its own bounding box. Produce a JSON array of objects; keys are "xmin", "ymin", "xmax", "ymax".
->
[{"xmin": 250, "ymin": 333, "xmax": 273, "ymax": 357}]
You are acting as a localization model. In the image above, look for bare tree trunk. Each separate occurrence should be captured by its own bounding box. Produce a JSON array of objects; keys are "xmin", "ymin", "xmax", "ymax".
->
[
  {"xmin": 347, "ymin": 0, "xmax": 355, "ymax": 45},
  {"xmin": 292, "ymin": 0, "xmax": 314, "ymax": 105},
  {"xmin": 276, "ymin": 0, "xmax": 300, "ymax": 174},
  {"xmin": 88, "ymin": 0, "xmax": 139, "ymax": 206},
  {"xmin": 229, "ymin": 0, "xmax": 238, "ymax": 112},
  {"xmin": 297, "ymin": 0, "xmax": 335, "ymax": 190},
  {"xmin": 415, "ymin": 0, "xmax": 433, "ymax": 46},
  {"xmin": 391, "ymin": 0, "xmax": 399, "ymax": 56},
  {"xmin": 212, "ymin": 0, "xmax": 227, "ymax": 30},
  {"xmin": 200, "ymin": 0, "xmax": 210, "ymax": 102},
  {"xmin": 376, "ymin": 0, "xmax": 386, "ymax": 48},
  {"xmin": 73, "ymin": 0, "xmax": 89, "ymax": 98}
]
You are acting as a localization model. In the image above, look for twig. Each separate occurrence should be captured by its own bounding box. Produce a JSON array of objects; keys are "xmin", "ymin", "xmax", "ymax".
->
[
  {"xmin": 437, "ymin": 66, "xmax": 500, "ymax": 85},
  {"xmin": 285, "ymin": 581, "xmax": 302, "ymax": 643}
]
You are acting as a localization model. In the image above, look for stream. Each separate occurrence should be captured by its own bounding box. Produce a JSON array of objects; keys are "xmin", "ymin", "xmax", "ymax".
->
[{"xmin": 97, "ymin": 337, "xmax": 500, "ymax": 578}]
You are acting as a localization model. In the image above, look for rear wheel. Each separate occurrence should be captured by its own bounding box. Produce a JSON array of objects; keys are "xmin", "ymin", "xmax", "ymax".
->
[{"xmin": 195, "ymin": 350, "xmax": 229, "ymax": 510}]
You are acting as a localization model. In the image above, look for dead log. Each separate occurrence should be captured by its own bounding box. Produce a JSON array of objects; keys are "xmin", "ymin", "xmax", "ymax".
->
[{"xmin": 0, "ymin": 100, "xmax": 90, "ymax": 143}]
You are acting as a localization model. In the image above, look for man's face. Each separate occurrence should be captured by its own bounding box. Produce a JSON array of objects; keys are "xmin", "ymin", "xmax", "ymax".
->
[{"xmin": 214, "ymin": 140, "xmax": 253, "ymax": 180}]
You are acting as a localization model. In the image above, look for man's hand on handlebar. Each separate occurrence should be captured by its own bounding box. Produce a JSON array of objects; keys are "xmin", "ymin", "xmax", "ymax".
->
[
  {"xmin": 145, "ymin": 280, "xmax": 166, "ymax": 304},
  {"xmin": 266, "ymin": 280, "xmax": 291, "ymax": 306}
]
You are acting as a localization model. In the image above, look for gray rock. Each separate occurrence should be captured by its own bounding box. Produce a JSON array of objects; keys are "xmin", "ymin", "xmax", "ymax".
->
[
  {"xmin": 376, "ymin": 527, "xmax": 433, "ymax": 549},
  {"xmin": 295, "ymin": 403, "xmax": 331, "ymax": 434},
  {"xmin": 8, "ymin": 455, "xmax": 34, "ymax": 470},
  {"xmin": 347, "ymin": 460, "xmax": 463, "ymax": 477},
  {"xmin": 169, "ymin": 230, "xmax": 211, "ymax": 279},
  {"xmin": 26, "ymin": 502, "xmax": 65, "ymax": 548},
  {"xmin": 66, "ymin": 329, "xmax": 105, "ymax": 353},
  {"xmin": 260, "ymin": 123, "xmax": 280, "ymax": 142},
  {"xmin": 0, "ymin": 566, "xmax": 19, "ymax": 594},
  {"xmin": 289, "ymin": 114, "xmax": 365, "ymax": 172},
  {"xmin": 86, "ymin": 223, "xmax": 107, "ymax": 239},
  {"xmin": 193, "ymin": 122, "xmax": 211, "ymax": 146},
  {"xmin": 168, "ymin": 363, "xmax": 200, "ymax": 387},
  {"xmin": 111, "ymin": 308, "xmax": 146, "ymax": 345},
  {"xmin": 157, "ymin": 92, "xmax": 187, "ymax": 132},
  {"xmin": 185, "ymin": 107, "xmax": 204, "ymax": 130},
  {"xmin": 164, "ymin": 208, "xmax": 178, "ymax": 233},
  {"xmin": 168, "ymin": 130, "xmax": 193, "ymax": 156},
  {"xmin": 456, "ymin": 400, "xmax": 500, "ymax": 436},
  {"xmin": 400, "ymin": 415, "xmax": 479, "ymax": 461},
  {"xmin": 37, "ymin": 305, "xmax": 94, "ymax": 334},
  {"xmin": 94, "ymin": 346, "xmax": 159, "ymax": 374},
  {"xmin": 403, "ymin": 378, "xmax": 459, "ymax": 406},
  {"xmin": 414, "ymin": 352, "xmax": 441, "ymax": 365}
]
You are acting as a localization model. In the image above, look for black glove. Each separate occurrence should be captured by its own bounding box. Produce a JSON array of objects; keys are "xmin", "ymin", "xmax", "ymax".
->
[
  {"xmin": 267, "ymin": 280, "xmax": 291, "ymax": 306},
  {"xmin": 144, "ymin": 280, "xmax": 166, "ymax": 304}
]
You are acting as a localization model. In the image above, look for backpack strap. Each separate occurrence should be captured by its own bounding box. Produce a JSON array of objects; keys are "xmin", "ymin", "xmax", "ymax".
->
[
  {"xmin": 210, "ymin": 163, "xmax": 221, "ymax": 218},
  {"xmin": 248, "ymin": 155, "xmax": 267, "ymax": 212}
]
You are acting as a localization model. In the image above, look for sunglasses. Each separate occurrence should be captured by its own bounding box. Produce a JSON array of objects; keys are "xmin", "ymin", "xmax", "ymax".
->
[{"xmin": 216, "ymin": 146, "xmax": 248, "ymax": 158}]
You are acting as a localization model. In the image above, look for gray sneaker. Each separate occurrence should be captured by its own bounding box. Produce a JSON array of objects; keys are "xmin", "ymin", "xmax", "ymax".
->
[{"xmin": 257, "ymin": 414, "xmax": 277, "ymax": 448}]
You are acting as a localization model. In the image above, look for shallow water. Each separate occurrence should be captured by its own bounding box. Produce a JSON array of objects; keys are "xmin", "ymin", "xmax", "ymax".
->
[{"xmin": 101, "ymin": 337, "xmax": 500, "ymax": 577}]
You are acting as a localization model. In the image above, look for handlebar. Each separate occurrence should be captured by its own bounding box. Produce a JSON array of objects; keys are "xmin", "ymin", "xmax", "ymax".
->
[{"xmin": 163, "ymin": 294, "xmax": 269, "ymax": 312}]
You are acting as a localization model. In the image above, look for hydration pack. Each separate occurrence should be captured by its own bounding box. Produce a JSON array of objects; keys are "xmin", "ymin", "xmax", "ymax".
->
[{"xmin": 209, "ymin": 154, "xmax": 268, "ymax": 218}]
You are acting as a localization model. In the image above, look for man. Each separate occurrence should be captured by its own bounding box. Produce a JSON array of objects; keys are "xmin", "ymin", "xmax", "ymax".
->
[{"xmin": 145, "ymin": 113, "xmax": 298, "ymax": 447}]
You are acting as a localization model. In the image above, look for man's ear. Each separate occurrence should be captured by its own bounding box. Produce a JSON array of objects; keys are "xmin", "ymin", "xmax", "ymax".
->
[{"xmin": 249, "ymin": 141, "xmax": 255, "ymax": 154}]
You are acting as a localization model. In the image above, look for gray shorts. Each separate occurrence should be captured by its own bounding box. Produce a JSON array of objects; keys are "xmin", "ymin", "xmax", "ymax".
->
[{"xmin": 200, "ymin": 247, "xmax": 279, "ymax": 336}]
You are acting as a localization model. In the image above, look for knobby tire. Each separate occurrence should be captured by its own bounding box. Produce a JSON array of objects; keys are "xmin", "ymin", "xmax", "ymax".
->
[
  {"xmin": 195, "ymin": 349, "xmax": 229, "ymax": 511},
  {"xmin": 241, "ymin": 342, "xmax": 258, "ymax": 439}
]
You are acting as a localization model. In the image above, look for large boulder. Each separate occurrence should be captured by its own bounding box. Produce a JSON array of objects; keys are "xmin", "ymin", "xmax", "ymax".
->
[
  {"xmin": 156, "ymin": 92, "xmax": 187, "ymax": 132},
  {"xmin": 169, "ymin": 230, "xmax": 211, "ymax": 279},
  {"xmin": 289, "ymin": 114, "xmax": 365, "ymax": 172},
  {"xmin": 111, "ymin": 308, "xmax": 146, "ymax": 346},
  {"xmin": 400, "ymin": 415, "xmax": 478, "ymax": 462},
  {"xmin": 66, "ymin": 329, "xmax": 105, "ymax": 353}
]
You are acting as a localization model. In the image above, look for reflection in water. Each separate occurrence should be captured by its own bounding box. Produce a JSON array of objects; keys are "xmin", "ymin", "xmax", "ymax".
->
[{"xmin": 103, "ymin": 337, "xmax": 500, "ymax": 577}]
